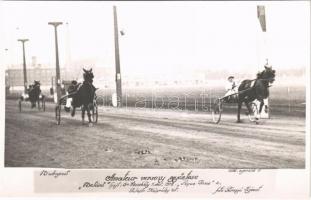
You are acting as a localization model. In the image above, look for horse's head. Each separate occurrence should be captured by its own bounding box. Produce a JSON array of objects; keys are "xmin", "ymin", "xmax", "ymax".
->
[
  {"xmin": 34, "ymin": 80, "xmax": 40, "ymax": 86},
  {"xmin": 71, "ymin": 80, "xmax": 78, "ymax": 85},
  {"xmin": 83, "ymin": 68, "xmax": 94, "ymax": 83},
  {"xmin": 257, "ymin": 66, "xmax": 276, "ymax": 84}
]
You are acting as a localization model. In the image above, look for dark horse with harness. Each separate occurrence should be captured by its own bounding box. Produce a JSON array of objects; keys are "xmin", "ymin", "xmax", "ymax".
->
[
  {"xmin": 69, "ymin": 68, "xmax": 97, "ymax": 126},
  {"xmin": 19, "ymin": 80, "xmax": 45, "ymax": 112},
  {"xmin": 28, "ymin": 80, "xmax": 42, "ymax": 108},
  {"xmin": 237, "ymin": 66, "xmax": 275, "ymax": 122}
]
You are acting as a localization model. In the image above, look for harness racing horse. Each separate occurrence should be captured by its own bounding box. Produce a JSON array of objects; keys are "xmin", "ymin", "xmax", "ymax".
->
[
  {"xmin": 28, "ymin": 80, "xmax": 42, "ymax": 108},
  {"xmin": 237, "ymin": 66, "xmax": 276, "ymax": 123},
  {"xmin": 70, "ymin": 68, "xmax": 97, "ymax": 126}
]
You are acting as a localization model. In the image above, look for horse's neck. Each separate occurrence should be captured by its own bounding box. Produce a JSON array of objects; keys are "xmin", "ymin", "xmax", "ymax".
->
[
  {"xmin": 29, "ymin": 87, "xmax": 39, "ymax": 95},
  {"xmin": 255, "ymin": 78, "xmax": 269, "ymax": 89},
  {"xmin": 83, "ymin": 79, "xmax": 93, "ymax": 84},
  {"xmin": 257, "ymin": 71, "xmax": 265, "ymax": 78},
  {"xmin": 262, "ymin": 80, "xmax": 269, "ymax": 88}
]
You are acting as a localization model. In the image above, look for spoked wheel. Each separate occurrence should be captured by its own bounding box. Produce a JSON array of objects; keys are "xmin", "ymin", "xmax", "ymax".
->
[
  {"xmin": 248, "ymin": 102, "xmax": 259, "ymax": 122},
  {"xmin": 92, "ymin": 102, "xmax": 98, "ymax": 123},
  {"xmin": 212, "ymin": 98, "xmax": 223, "ymax": 124},
  {"xmin": 18, "ymin": 99, "xmax": 22, "ymax": 112},
  {"xmin": 55, "ymin": 105, "xmax": 61, "ymax": 125}
]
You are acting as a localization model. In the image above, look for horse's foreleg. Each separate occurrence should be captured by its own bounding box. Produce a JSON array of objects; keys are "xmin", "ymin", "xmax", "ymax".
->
[
  {"xmin": 71, "ymin": 106, "xmax": 76, "ymax": 117},
  {"xmin": 81, "ymin": 106, "xmax": 85, "ymax": 124},
  {"xmin": 37, "ymin": 100, "xmax": 40, "ymax": 110},
  {"xmin": 31, "ymin": 101, "xmax": 35, "ymax": 108},
  {"xmin": 259, "ymin": 100, "xmax": 264, "ymax": 113},
  {"xmin": 86, "ymin": 104, "xmax": 93, "ymax": 127},
  {"xmin": 245, "ymin": 101, "xmax": 251, "ymax": 114},
  {"xmin": 237, "ymin": 101, "xmax": 242, "ymax": 123}
]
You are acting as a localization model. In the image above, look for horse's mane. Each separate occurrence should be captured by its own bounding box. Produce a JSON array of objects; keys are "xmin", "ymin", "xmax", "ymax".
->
[{"xmin": 256, "ymin": 72, "xmax": 262, "ymax": 79}]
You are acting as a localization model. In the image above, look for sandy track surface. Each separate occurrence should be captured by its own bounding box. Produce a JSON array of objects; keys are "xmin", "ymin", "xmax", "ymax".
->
[{"xmin": 5, "ymin": 100, "xmax": 305, "ymax": 169}]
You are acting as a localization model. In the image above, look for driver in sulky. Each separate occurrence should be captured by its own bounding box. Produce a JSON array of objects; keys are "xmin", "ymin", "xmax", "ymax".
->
[
  {"xmin": 65, "ymin": 80, "xmax": 78, "ymax": 112},
  {"xmin": 224, "ymin": 76, "xmax": 238, "ymax": 102}
]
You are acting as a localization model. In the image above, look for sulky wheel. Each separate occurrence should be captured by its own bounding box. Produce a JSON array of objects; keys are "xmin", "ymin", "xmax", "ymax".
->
[
  {"xmin": 212, "ymin": 98, "xmax": 223, "ymax": 124},
  {"xmin": 55, "ymin": 105, "xmax": 61, "ymax": 125},
  {"xmin": 248, "ymin": 102, "xmax": 259, "ymax": 122}
]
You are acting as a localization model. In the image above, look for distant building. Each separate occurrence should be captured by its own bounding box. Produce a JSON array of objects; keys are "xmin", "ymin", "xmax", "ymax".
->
[{"xmin": 6, "ymin": 67, "xmax": 66, "ymax": 87}]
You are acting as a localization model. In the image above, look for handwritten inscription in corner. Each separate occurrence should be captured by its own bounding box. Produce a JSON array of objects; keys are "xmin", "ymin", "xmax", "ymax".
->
[
  {"xmin": 35, "ymin": 170, "xmax": 266, "ymax": 195},
  {"xmin": 39, "ymin": 170, "xmax": 71, "ymax": 178},
  {"xmin": 228, "ymin": 169, "xmax": 262, "ymax": 175}
]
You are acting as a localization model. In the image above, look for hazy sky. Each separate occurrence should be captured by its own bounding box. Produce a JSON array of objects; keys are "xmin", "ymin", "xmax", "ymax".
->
[{"xmin": 0, "ymin": 1, "xmax": 310, "ymax": 76}]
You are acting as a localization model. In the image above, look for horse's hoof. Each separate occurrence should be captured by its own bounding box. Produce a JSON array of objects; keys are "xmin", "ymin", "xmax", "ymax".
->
[
  {"xmin": 88, "ymin": 123, "xmax": 93, "ymax": 127},
  {"xmin": 236, "ymin": 120, "xmax": 242, "ymax": 123}
]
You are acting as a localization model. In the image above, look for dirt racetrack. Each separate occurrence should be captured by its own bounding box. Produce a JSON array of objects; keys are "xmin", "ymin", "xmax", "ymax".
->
[{"xmin": 5, "ymin": 99, "xmax": 305, "ymax": 169}]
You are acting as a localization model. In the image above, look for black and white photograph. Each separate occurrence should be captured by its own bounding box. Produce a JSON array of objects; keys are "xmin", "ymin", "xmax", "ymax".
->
[{"xmin": 1, "ymin": 0, "xmax": 309, "ymax": 173}]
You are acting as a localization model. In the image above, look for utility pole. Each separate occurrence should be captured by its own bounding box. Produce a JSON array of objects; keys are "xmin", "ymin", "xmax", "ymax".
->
[
  {"xmin": 17, "ymin": 39, "xmax": 29, "ymax": 93},
  {"xmin": 257, "ymin": 5, "xmax": 268, "ymax": 67},
  {"xmin": 257, "ymin": 5, "xmax": 270, "ymax": 119},
  {"xmin": 48, "ymin": 22, "xmax": 63, "ymax": 104},
  {"xmin": 113, "ymin": 5, "xmax": 122, "ymax": 107},
  {"xmin": 65, "ymin": 22, "xmax": 72, "ymax": 80}
]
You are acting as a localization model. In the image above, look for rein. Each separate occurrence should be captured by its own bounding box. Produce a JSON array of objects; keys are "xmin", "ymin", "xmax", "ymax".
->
[
  {"xmin": 256, "ymin": 78, "xmax": 275, "ymax": 81},
  {"xmin": 248, "ymin": 77, "xmax": 275, "ymax": 82}
]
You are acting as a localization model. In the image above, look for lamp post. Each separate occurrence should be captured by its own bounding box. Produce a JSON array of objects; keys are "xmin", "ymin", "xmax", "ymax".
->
[
  {"xmin": 17, "ymin": 39, "xmax": 29, "ymax": 93},
  {"xmin": 65, "ymin": 22, "xmax": 71, "ymax": 80},
  {"xmin": 48, "ymin": 22, "xmax": 62, "ymax": 104},
  {"xmin": 113, "ymin": 5, "xmax": 122, "ymax": 107}
]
